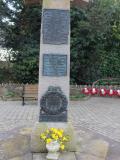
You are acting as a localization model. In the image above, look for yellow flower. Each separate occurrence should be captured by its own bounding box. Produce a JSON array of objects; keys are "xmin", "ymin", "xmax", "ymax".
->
[
  {"xmin": 46, "ymin": 129, "xmax": 49, "ymax": 134},
  {"xmin": 50, "ymin": 128, "xmax": 55, "ymax": 132},
  {"xmin": 60, "ymin": 144, "xmax": 65, "ymax": 150},
  {"xmin": 54, "ymin": 135, "xmax": 58, "ymax": 140},
  {"xmin": 57, "ymin": 131, "xmax": 63, "ymax": 138},
  {"xmin": 46, "ymin": 138, "xmax": 52, "ymax": 144},
  {"xmin": 52, "ymin": 134, "xmax": 56, "ymax": 139},
  {"xmin": 53, "ymin": 128, "xmax": 58, "ymax": 134},
  {"xmin": 59, "ymin": 129, "xmax": 64, "ymax": 134},
  {"xmin": 40, "ymin": 133, "xmax": 46, "ymax": 140},
  {"xmin": 52, "ymin": 134, "xmax": 58, "ymax": 140},
  {"xmin": 60, "ymin": 141, "xmax": 63, "ymax": 145},
  {"xmin": 62, "ymin": 136, "xmax": 68, "ymax": 141}
]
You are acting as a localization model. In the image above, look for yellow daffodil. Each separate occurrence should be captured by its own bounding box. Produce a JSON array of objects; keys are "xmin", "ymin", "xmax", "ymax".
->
[
  {"xmin": 50, "ymin": 128, "xmax": 54, "ymax": 131},
  {"xmin": 57, "ymin": 131, "xmax": 63, "ymax": 138},
  {"xmin": 53, "ymin": 128, "xmax": 58, "ymax": 134},
  {"xmin": 59, "ymin": 129, "xmax": 64, "ymax": 134},
  {"xmin": 40, "ymin": 133, "xmax": 46, "ymax": 140},
  {"xmin": 62, "ymin": 136, "xmax": 68, "ymax": 141},
  {"xmin": 60, "ymin": 144, "xmax": 65, "ymax": 150},
  {"xmin": 60, "ymin": 141, "xmax": 63, "ymax": 145},
  {"xmin": 46, "ymin": 129, "xmax": 49, "ymax": 134},
  {"xmin": 51, "ymin": 134, "xmax": 56, "ymax": 139},
  {"xmin": 46, "ymin": 138, "xmax": 52, "ymax": 144},
  {"xmin": 54, "ymin": 135, "xmax": 58, "ymax": 140},
  {"xmin": 40, "ymin": 128, "xmax": 69, "ymax": 149},
  {"xmin": 52, "ymin": 134, "xmax": 58, "ymax": 140}
]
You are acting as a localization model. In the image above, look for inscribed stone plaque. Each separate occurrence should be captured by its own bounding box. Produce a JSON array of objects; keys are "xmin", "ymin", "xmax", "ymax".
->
[
  {"xmin": 42, "ymin": 9, "xmax": 70, "ymax": 44},
  {"xmin": 40, "ymin": 86, "xmax": 68, "ymax": 122},
  {"xmin": 43, "ymin": 54, "xmax": 67, "ymax": 76}
]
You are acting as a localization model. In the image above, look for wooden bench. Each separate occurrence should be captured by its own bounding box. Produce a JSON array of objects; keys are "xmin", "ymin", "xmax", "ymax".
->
[
  {"xmin": 0, "ymin": 86, "xmax": 3, "ymax": 100},
  {"xmin": 22, "ymin": 84, "xmax": 38, "ymax": 105}
]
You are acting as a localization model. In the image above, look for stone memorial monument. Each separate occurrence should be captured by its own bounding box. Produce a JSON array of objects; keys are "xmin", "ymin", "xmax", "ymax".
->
[
  {"xmin": 31, "ymin": 0, "xmax": 76, "ymax": 153},
  {"xmin": 39, "ymin": 0, "xmax": 70, "ymax": 122}
]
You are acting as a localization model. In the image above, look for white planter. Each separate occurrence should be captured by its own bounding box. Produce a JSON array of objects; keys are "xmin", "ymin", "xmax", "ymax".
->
[{"xmin": 46, "ymin": 141, "xmax": 60, "ymax": 160}]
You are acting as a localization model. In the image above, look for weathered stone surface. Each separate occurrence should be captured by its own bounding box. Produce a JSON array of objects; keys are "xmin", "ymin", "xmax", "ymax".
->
[
  {"xmin": 76, "ymin": 130, "xmax": 93, "ymax": 149},
  {"xmin": 83, "ymin": 139, "xmax": 109, "ymax": 158},
  {"xmin": 43, "ymin": 0, "xmax": 70, "ymax": 10},
  {"xmin": 59, "ymin": 152, "xmax": 76, "ymax": 160},
  {"xmin": 1, "ymin": 134, "xmax": 30, "ymax": 159},
  {"xmin": 33, "ymin": 152, "xmax": 76, "ymax": 160},
  {"xmin": 0, "ymin": 147, "xmax": 7, "ymax": 160},
  {"xmin": 31, "ymin": 122, "xmax": 76, "ymax": 153},
  {"xmin": 9, "ymin": 153, "xmax": 32, "ymax": 160},
  {"xmin": 33, "ymin": 153, "xmax": 46, "ymax": 160},
  {"xmin": 76, "ymin": 139, "xmax": 108, "ymax": 160},
  {"xmin": 75, "ymin": 153, "xmax": 104, "ymax": 160},
  {"xmin": 20, "ymin": 128, "xmax": 32, "ymax": 136}
]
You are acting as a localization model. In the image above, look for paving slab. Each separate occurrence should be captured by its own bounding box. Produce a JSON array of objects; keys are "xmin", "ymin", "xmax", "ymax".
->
[
  {"xmin": 1, "ymin": 134, "xmax": 30, "ymax": 159},
  {"xmin": 75, "ymin": 153, "xmax": 105, "ymax": 160},
  {"xmin": 9, "ymin": 153, "xmax": 32, "ymax": 160},
  {"xmin": 0, "ymin": 97, "xmax": 120, "ymax": 160},
  {"xmin": 82, "ymin": 139, "xmax": 109, "ymax": 158},
  {"xmin": 33, "ymin": 152, "xmax": 76, "ymax": 160}
]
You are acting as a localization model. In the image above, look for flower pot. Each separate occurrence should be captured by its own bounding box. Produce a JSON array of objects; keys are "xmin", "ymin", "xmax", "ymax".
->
[{"xmin": 46, "ymin": 141, "xmax": 60, "ymax": 160}]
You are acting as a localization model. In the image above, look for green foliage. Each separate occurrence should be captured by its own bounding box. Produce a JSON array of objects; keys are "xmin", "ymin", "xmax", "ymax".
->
[
  {"xmin": 97, "ymin": 78, "xmax": 120, "ymax": 86},
  {"xmin": 70, "ymin": 93, "xmax": 87, "ymax": 101},
  {"xmin": 71, "ymin": 6, "xmax": 102, "ymax": 84},
  {"xmin": 71, "ymin": 0, "xmax": 120, "ymax": 84},
  {"xmin": 0, "ymin": 0, "xmax": 120, "ymax": 84},
  {"xmin": 0, "ymin": 0, "xmax": 41, "ymax": 83},
  {"xmin": 0, "ymin": 67, "xmax": 13, "ymax": 83}
]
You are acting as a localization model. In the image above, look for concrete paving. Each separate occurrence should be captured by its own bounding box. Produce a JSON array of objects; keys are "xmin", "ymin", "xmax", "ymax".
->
[
  {"xmin": 0, "ymin": 97, "xmax": 120, "ymax": 160},
  {"xmin": 0, "ymin": 97, "xmax": 120, "ymax": 142},
  {"xmin": 70, "ymin": 97, "xmax": 120, "ymax": 142}
]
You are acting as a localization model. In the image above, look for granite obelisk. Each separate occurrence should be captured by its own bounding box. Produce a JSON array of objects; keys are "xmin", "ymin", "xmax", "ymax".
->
[{"xmin": 39, "ymin": 0, "xmax": 70, "ymax": 122}]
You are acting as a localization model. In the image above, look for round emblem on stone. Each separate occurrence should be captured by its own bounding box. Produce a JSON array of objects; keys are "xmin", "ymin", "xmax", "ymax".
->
[{"xmin": 40, "ymin": 86, "xmax": 68, "ymax": 115}]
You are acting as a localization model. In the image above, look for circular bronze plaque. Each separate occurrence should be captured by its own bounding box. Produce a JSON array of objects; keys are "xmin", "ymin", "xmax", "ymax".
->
[{"xmin": 40, "ymin": 87, "xmax": 68, "ymax": 115}]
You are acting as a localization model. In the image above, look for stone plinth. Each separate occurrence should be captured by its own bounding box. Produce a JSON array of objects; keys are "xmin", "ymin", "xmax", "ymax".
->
[{"xmin": 31, "ymin": 122, "xmax": 77, "ymax": 153}]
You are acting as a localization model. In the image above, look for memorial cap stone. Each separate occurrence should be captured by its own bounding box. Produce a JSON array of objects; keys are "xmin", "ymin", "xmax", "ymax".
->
[{"xmin": 43, "ymin": 0, "xmax": 70, "ymax": 9}]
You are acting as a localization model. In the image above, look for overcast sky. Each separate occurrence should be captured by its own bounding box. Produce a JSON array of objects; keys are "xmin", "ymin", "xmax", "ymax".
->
[
  {"xmin": 0, "ymin": 1, "xmax": 15, "ymax": 61},
  {"xmin": 0, "ymin": 47, "xmax": 8, "ymax": 61}
]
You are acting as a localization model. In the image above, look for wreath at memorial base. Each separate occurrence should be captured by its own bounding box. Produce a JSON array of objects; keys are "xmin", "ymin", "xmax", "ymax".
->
[
  {"xmin": 40, "ymin": 86, "xmax": 68, "ymax": 115},
  {"xmin": 82, "ymin": 87, "xmax": 120, "ymax": 97}
]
